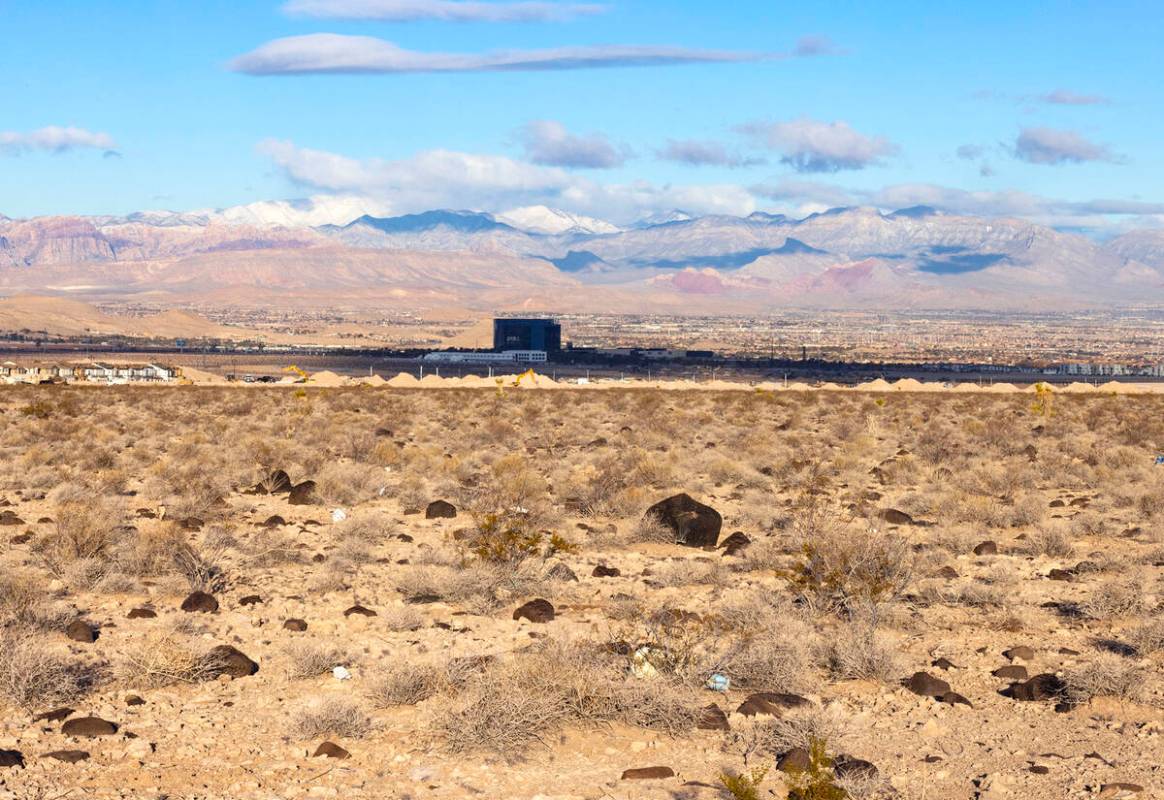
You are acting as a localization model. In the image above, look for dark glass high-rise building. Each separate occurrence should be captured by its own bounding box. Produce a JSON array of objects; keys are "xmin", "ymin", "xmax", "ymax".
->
[{"xmin": 493, "ymin": 318, "xmax": 562, "ymax": 352}]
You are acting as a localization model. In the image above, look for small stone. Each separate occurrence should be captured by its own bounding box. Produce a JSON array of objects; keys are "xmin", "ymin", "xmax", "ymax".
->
[
  {"xmin": 180, "ymin": 591, "xmax": 218, "ymax": 613},
  {"xmin": 284, "ymin": 618, "xmax": 308, "ymax": 632},
  {"xmin": 65, "ymin": 619, "xmax": 97, "ymax": 643},
  {"xmin": 127, "ymin": 607, "xmax": 157, "ymax": 619},
  {"xmin": 696, "ymin": 704, "xmax": 730, "ymax": 731},
  {"xmin": 425, "ymin": 500, "xmax": 457, "ymax": 519},
  {"xmin": 313, "ymin": 742, "xmax": 350, "ymax": 759},
  {"xmin": 621, "ymin": 766, "xmax": 674, "ymax": 780},
  {"xmin": 974, "ymin": 541, "xmax": 998, "ymax": 556},
  {"xmin": 777, "ymin": 748, "xmax": 811, "ymax": 773},
  {"xmin": 43, "ymin": 750, "xmax": 89, "ymax": 763},
  {"xmin": 343, "ymin": 605, "xmax": 376, "ymax": 618},
  {"xmin": 204, "ymin": 645, "xmax": 259, "ymax": 678},
  {"xmin": 0, "ymin": 749, "xmax": 24, "ymax": 768},
  {"xmin": 513, "ymin": 599, "xmax": 555, "ymax": 623},
  {"xmin": 1003, "ymin": 646, "xmax": 1035, "ymax": 662},
  {"xmin": 592, "ymin": 564, "xmax": 621, "ymax": 578},
  {"xmin": 61, "ymin": 717, "xmax": 118, "ymax": 737},
  {"xmin": 905, "ymin": 672, "xmax": 951, "ymax": 698}
]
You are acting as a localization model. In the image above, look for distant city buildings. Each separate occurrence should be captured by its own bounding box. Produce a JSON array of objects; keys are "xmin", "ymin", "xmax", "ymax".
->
[
  {"xmin": 0, "ymin": 361, "xmax": 182, "ymax": 384},
  {"xmin": 493, "ymin": 318, "xmax": 562, "ymax": 353}
]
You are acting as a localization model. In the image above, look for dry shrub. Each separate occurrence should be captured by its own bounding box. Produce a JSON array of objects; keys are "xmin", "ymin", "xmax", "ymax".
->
[
  {"xmin": 0, "ymin": 631, "xmax": 93, "ymax": 709},
  {"xmin": 654, "ymin": 559, "xmax": 728, "ymax": 588},
  {"xmin": 820, "ymin": 623, "xmax": 901, "ymax": 682},
  {"xmin": 366, "ymin": 661, "xmax": 443, "ymax": 707},
  {"xmin": 436, "ymin": 642, "xmax": 698, "ymax": 755},
  {"xmin": 712, "ymin": 629, "xmax": 816, "ymax": 693},
  {"xmin": 787, "ymin": 518, "xmax": 914, "ymax": 614},
  {"xmin": 1021, "ymin": 525, "xmax": 1075, "ymax": 558},
  {"xmin": 381, "ymin": 605, "xmax": 425, "ymax": 632},
  {"xmin": 33, "ymin": 500, "xmax": 124, "ymax": 575},
  {"xmin": 1065, "ymin": 656, "xmax": 1146, "ymax": 704},
  {"xmin": 120, "ymin": 629, "xmax": 224, "ymax": 688},
  {"xmin": 1081, "ymin": 581, "xmax": 1147, "ymax": 620},
  {"xmin": 1130, "ymin": 618, "xmax": 1164, "ymax": 655},
  {"xmin": 726, "ymin": 705, "xmax": 845, "ymax": 761},
  {"xmin": 286, "ymin": 642, "xmax": 351, "ymax": 679},
  {"xmin": 290, "ymin": 697, "xmax": 373, "ymax": 740}
]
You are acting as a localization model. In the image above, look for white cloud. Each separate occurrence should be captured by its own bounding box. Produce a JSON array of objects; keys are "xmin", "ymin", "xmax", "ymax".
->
[
  {"xmin": 1012, "ymin": 127, "xmax": 1115, "ymax": 165},
  {"xmin": 257, "ymin": 138, "xmax": 754, "ymax": 222},
  {"xmin": 0, "ymin": 126, "xmax": 118, "ymax": 155},
  {"xmin": 1031, "ymin": 89, "xmax": 1111, "ymax": 106},
  {"xmin": 518, "ymin": 120, "xmax": 627, "ymax": 169},
  {"xmin": 657, "ymin": 138, "xmax": 765, "ymax": 168},
  {"xmin": 737, "ymin": 117, "xmax": 898, "ymax": 173},
  {"xmin": 282, "ymin": 0, "xmax": 608, "ymax": 22},
  {"xmin": 230, "ymin": 34, "xmax": 770, "ymax": 75}
]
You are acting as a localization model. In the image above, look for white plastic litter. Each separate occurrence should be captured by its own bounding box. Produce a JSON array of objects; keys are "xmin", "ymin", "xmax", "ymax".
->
[
  {"xmin": 331, "ymin": 508, "xmax": 348, "ymax": 523},
  {"xmin": 333, "ymin": 666, "xmax": 352, "ymax": 680}
]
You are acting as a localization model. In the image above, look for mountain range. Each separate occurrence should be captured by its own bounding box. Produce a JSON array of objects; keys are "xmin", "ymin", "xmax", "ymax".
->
[{"xmin": 2, "ymin": 199, "xmax": 1162, "ymax": 313}]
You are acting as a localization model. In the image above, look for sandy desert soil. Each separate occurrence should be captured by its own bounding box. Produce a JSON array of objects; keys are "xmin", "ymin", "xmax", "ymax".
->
[{"xmin": 0, "ymin": 386, "xmax": 1163, "ymax": 800}]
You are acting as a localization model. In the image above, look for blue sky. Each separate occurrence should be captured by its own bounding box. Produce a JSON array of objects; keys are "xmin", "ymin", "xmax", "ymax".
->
[{"xmin": 2, "ymin": 0, "xmax": 1161, "ymax": 233}]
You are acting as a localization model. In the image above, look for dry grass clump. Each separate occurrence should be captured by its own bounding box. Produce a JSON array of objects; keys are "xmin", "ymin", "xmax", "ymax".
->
[
  {"xmin": 653, "ymin": 559, "xmax": 729, "ymax": 588},
  {"xmin": 819, "ymin": 623, "xmax": 901, "ymax": 683},
  {"xmin": 286, "ymin": 642, "xmax": 352, "ymax": 679},
  {"xmin": 726, "ymin": 705, "xmax": 846, "ymax": 761},
  {"xmin": 32, "ymin": 500, "xmax": 125, "ymax": 577},
  {"xmin": 120, "ymin": 629, "xmax": 225, "ymax": 688},
  {"xmin": 1065, "ymin": 656, "xmax": 1147, "ymax": 704},
  {"xmin": 0, "ymin": 631, "xmax": 94, "ymax": 709},
  {"xmin": 290, "ymin": 697, "xmax": 373, "ymax": 740},
  {"xmin": 1081, "ymin": 581, "xmax": 1147, "ymax": 620},
  {"xmin": 435, "ymin": 641, "xmax": 698, "ymax": 755},
  {"xmin": 366, "ymin": 661, "xmax": 443, "ymax": 707},
  {"xmin": 712, "ymin": 629, "xmax": 816, "ymax": 693},
  {"xmin": 1020, "ymin": 524, "xmax": 1075, "ymax": 558},
  {"xmin": 1129, "ymin": 618, "xmax": 1164, "ymax": 655}
]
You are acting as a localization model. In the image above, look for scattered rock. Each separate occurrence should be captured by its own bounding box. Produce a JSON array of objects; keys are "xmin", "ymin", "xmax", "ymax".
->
[
  {"xmin": 313, "ymin": 741, "xmax": 350, "ymax": 759},
  {"xmin": 0, "ymin": 510, "xmax": 25, "ymax": 526},
  {"xmin": 934, "ymin": 566, "xmax": 959, "ymax": 579},
  {"xmin": 125, "ymin": 695, "xmax": 145, "ymax": 707},
  {"xmin": 1002, "ymin": 673, "xmax": 1067, "ymax": 702},
  {"xmin": 260, "ymin": 515, "xmax": 286, "ymax": 528},
  {"xmin": 248, "ymin": 470, "xmax": 293, "ymax": 495},
  {"xmin": 993, "ymin": 665, "xmax": 1029, "ymax": 681},
  {"xmin": 513, "ymin": 599, "xmax": 555, "ymax": 623},
  {"xmin": 127, "ymin": 607, "xmax": 156, "ymax": 619},
  {"xmin": 931, "ymin": 657, "xmax": 958, "ymax": 670},
  {"xmin": 736, "ymin": 692, "xmax": 812, "ymax": 717},
  {"xmin": 621, "ymin": 766, "xmax": 675, "ymax": 780},
  {"xmin": 0, "ymin": 749, "xmax": 24, "ymax": 768},
  {"xmin": 905, "ymin": 672, "xmax": 951, "ymax": 698},
  {"xmin": 288, "ymin": 480, "xmax": 318, "ymax": 505},
  {"xmin": 239, "ymin": 595, "xmax": 263, "ymax": 606},
  {"xmin": 425, "ymin": 500, "xmax": 457, "ymax": 519},
  {"xmin": 344, "ymin": 605, "xmax": 377, "ymax": 618},
  {"xmin": 880, "ymin": 508, "xmax": 915, "ymax": 525},
  {"xmin": 65, "ymin": 619, "xmax": 97, "ymax": 643},
  {"xmin": 61, "ymin": 717, "xmax": 118, "ymax": 737},
  {"xmin": 180, "ymin": 591, "xmax": 218, "ymax": 613},
  {"xmin": 938, "ymin": 691, "xmax": 972, "ymax": 707},
  {"xmin": 973, "ymin": 541, "xmax": 998, "ymax": 556},
  {"xmin": 592, "ymin": 564, "xmax": 621, "ymax": 578},
  {"xmin": 1048, "ymin": 568, "xmax": 1075, "ymax": 582},
  {"xmin": 33, "ymin": 708, "xmax": 74, "ymax": 723},
  {"xmin": 283, "ymin": 618, "xmax": 308, "ymax": 632},
  {"xmin": 43, "ymin": 750, "xmax": 89, "ymax": 763},
  {"xmin": 777, "ymin": 748, "xmax": 811, "ymax": 773},
  {"xmin": 644, "ymin": 494, "xmax": 722, "ymax": 547},
  {"xmin": 719, "ymin": 531, "xmax": 752, "ymax": 556},
  {"xmin": 544, "ymin": 562, "xmax": 578, "ymax": 582},
  {"xmin": 1099, "ymin": 783, "xmax": 1144, "ymax": 798},
  {"xmin": 833, "ymin": 756, "xmax": 878, "ymax": 780},
  {"xmin": 697, "ymin": 703, "xmax": 730, "ymax": 731},
  {"xmin": 1003, "ymin": 646, "xmax": 1035, "ymax": 662},
  {"xmin": 204, "ymin": 645, "xmax": 259, "ymax": 678}
]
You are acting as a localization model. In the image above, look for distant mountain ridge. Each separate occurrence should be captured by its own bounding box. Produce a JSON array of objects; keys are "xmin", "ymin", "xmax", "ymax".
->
[{"xmin": 1, "ymin": 202, "xmax": 1162, "ymax": 312}]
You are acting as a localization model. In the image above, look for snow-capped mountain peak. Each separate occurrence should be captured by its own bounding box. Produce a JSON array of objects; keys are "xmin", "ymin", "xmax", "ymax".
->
[{"xmin": 495, "ymin": 205, "xmax": 621, "ymax": 236}]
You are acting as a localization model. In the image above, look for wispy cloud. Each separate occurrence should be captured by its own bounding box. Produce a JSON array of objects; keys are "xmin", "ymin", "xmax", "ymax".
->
[
  {"xmin": 282, "ymin": 0, "xmax": 608, "ymax": 22},
  {"xmin": 1012, "ymin": 127, "xmax": 1115, "ymax": 165},
  {"xmin": 737, "ymin": 117, "xmax": 898, "ymax": 173},
  {"xmin": 518, "ymin": 120, "xmax": 628, "ymax": 169},
  {"xmin": 1029, "ymin": 89, "xmax": 1111, "ymax": 106},
  {"xmin": 257, "ymin": 138, "xmax": 755, "ymax": 221},
  {"xmin": 657, "ymin": 139, "xmax": 766, "ymax": 169},
  {"xmin": 230, "ymin": 34, "xmax": 819, "ymax": 75},
  {"xmin": 0, "ymin": 126, "xmax": 118, "ymax": 156},
  {"xmin": 791, "ymin": 35, "xmax": 845, "ymax": 56}
]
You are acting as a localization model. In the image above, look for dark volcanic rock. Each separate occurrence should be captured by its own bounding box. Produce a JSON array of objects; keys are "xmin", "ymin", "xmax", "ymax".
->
[
  {"xmin": 65, "ymin": 619, "xmax": 97, "ymax": 643},
  {"xmin": 1003, "ymin": 646, "xmax": 1035, "ymax": 661},
  {"xmin": 513, "ymin": 599, "xmax": 555, "ymax": 623},
  {"xmin": 644, "ymin": 494, "xmax": 722, "ymax": 547},
  {"xmin": 283, "ymin": 618, "xmax": 308, "ymax": 632},
  {"xmin": 719, "ymin": 531, "xmax": 752, "ymax": 556},
  {"xmin": 1002, "ymin": 673, "xmax": 1067, "ymax": 702},
  {"xmin": 993, "ymin": 665, "xmax": 1029, "ymax": 681},
  {"xmin": 204, "ymin": 645, "xmax": 259, "ymax": 678},
  {"xmin": 973, "ymin": 541, "xmax": 998, "ymax": 556},
  {"xmin": 43, "ymin": 750, "xmax": 89, "ymax": 763},
  {"xmin": 833, "ymin": 756, "xmax": 878, "ymax": 780},
  {"xmin": 777, "ymin": 748, "xmax": 811, "ymax": 773},
  {"xmin": 0, "ymin": 510, "xmax": 25, "ymax": 526},
  {"xmin": 621, "ymin": 766, "xmax": 674, "ymax": 780},
  {"xmin": 61, "ymin": 717, "xmax": 117, "ymax": 737},
  {"xmin": 736, "ymin": 692, "xmax": 812, "ymax": 717},
  {"xmin": 905, "ymin": 672, "xmax": 951, "ymax": 698},
  {"xmin": 938, "ymin": 691, "xmax": 972, "ymax": 707},
  {"xmin": 127, "ymin": 607, "xmax": 157, "ymax": 619},
  {"xmin": 313, "ymin": 741, "xmax": 350, "ymax": 759},
  {"xmin": 0, "ymin": 749, "xmax": 24, "ymax": 768},
  {"xmin": 425, "ymin": 500, "xmax": 457, "ymax": 519},
  {"xmin": 239, "ymin": 595, "xmax": 263, "ymax": 606},
  {"xmin": 592, "ymin": 564, "xmax": 621, "ymax": 578},
  {"xmin": 880, "ymin": 508, "xmax": 915, "ymax": 526},
  {"xmin": 33, "ymin": 708, "xmax": 74, "ymax": 723},
  {"xmin": 288, "ymin": 480, "xmax": 318, "ymax": 505},
  {"xmin": 697, "ymin": 703, "xmax": 730, "ymax": 731},
  {"xmin": 180, "ymin": 591, "xmax": 218, "ymax": 613},
  {"xmin": 344, "ymin": 605, "xmax": 377, "ymax": 618}
]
